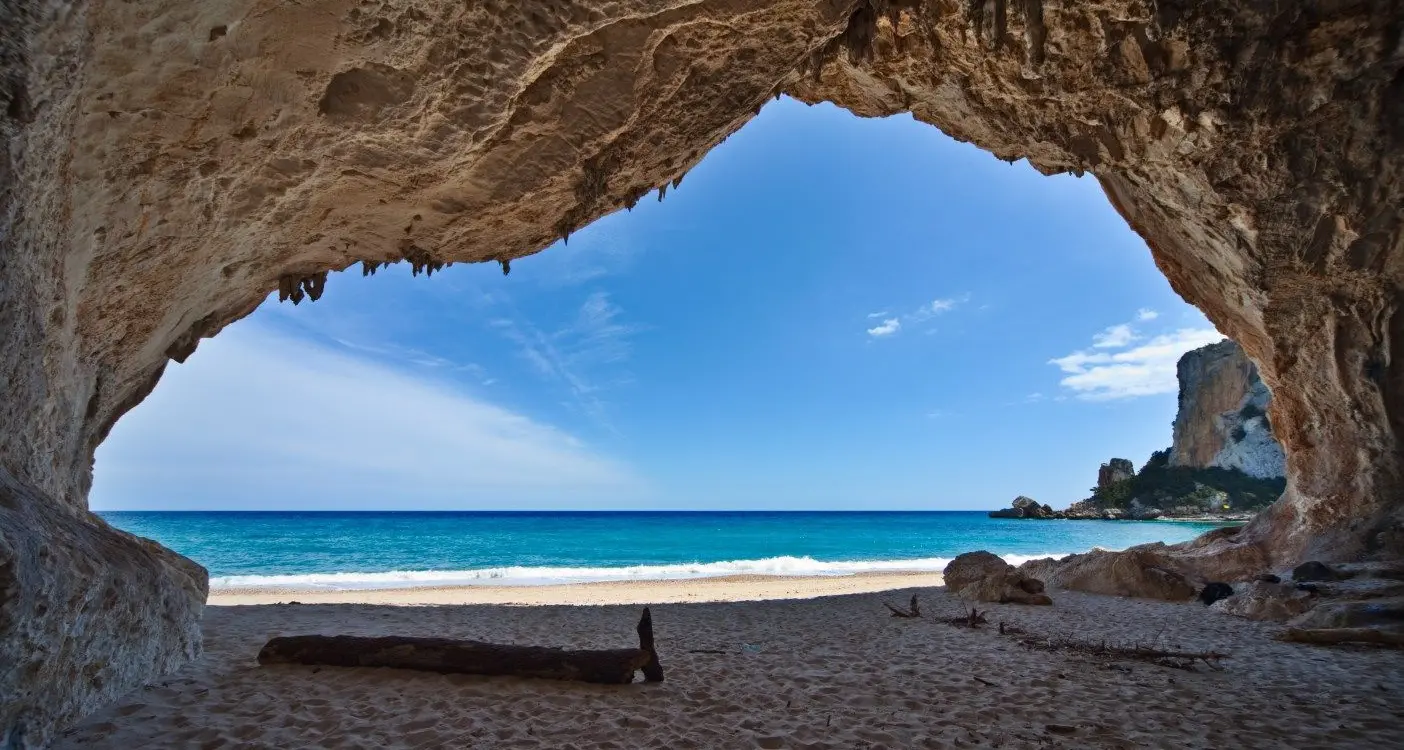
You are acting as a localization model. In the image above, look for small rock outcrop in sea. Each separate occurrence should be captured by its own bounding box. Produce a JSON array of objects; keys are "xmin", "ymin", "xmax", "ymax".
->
[
  {"xmin": 944, "ymin": 551, "xmax": 1052, "ymax": 605},
  {"xmin": 988, "ymin": 496, "xmax": 1057, "ymax": 519}
]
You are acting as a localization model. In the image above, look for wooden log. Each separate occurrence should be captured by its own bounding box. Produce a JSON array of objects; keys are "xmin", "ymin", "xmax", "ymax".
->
[
  {"xmin": 1278, "ymin": 627, "xmax": 1404, "ymax": 647},
  {"xmin": 636, "ymin": 607, "xmax": 665, "ymax": 682},
  {"xmin": 258, "ymin": 608, "xmax": 665, "ymax": 684}
]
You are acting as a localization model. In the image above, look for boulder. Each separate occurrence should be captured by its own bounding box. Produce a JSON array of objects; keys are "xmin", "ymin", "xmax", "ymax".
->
[
  {"xmin": 1286, "ymin": 596, "xmax": 1404, "ymax": 630},
  {"xmin": 944, "ymin": 551, "xmax": 1052, "ymax": 605},
  {"xmin": 1020, "ymin": 547, "xmax": 1198, "ymax": 601},
  {"xmin": 1210, "ymin": 581, "xmax": 1315, "ymax": 621},
  {"xmin": 987, "ymin": 496, "xmax": 1059, "ymax": 519},
  {"xmin": 1125, "ymin": 499, "xmax": 1163, "ymax": 520},
  {"xmin": 1198, "ymin": 582, "xmax": 1234, "ymax": 606},
  {"xmin": 1292, "ymin": 561, "xmax": 1347, "ymax": 582},
  {"xmin": 1061, "ymin": 500, "xmax": 1102, "ymax": 520}
]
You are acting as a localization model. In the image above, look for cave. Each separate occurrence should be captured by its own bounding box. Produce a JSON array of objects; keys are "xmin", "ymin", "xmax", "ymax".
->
[{"xmin": 2, "ymin": 0, "xmax": 1402, "ymax": 745}]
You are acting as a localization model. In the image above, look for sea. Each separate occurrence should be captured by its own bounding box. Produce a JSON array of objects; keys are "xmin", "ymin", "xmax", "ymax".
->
[{"xmin": 98, "ymin": 511, "xmax": 1229, "ymax": 592}]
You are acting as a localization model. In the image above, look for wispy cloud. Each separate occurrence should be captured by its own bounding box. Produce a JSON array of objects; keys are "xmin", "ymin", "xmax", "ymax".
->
[
  {"xmin": 1050, "ymin": 326, "xmax": 1224, "ymax": 400},
  {"xmin": 1092, "ymin": 323, "xmax": 1137, "ymax": 348},
  {"xmin": 865, "ymin": 294, "xmax": 968, "ymax": 338},
  {"xmin": 92, "ymin": 323, "xmax": 645, "ymax": 510},
  {"xmin": 491, "ymin": 291, "xmax": 642, "ymax": 427},
  {"xmin": 1136, "ymin": 308, "xmax": 1159, "ymax": 321},
  {"xmin": 867, "ymin": 318, "xmax": 901, "ymax": 337}
]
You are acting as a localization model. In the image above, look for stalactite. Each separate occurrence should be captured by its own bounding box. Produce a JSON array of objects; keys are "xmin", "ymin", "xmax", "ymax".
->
[{"xmin": 500, "ymin": 259, "xmax": 511, "ymax": 276}]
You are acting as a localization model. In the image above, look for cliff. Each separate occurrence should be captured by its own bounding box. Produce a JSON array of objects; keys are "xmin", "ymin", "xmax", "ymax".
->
[
  {"xmin": 997, "ymin": 340, "xmax": 1287, "ymax": 521},
  {"xmin": 1170, "ymin": 341, "xmax": 1285, "ymax": 479}
]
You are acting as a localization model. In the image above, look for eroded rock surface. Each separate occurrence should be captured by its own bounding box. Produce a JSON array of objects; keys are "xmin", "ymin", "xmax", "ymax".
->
[
  {"xmin": 943, "ymin": 551, "xmax": 1052, "ymax": 605},
  {"xmin": 3, "ymin": 0, "xmax": 1404, "ymax": 743},
  {"xmin": 0, "ymin": 475, "xmax": 207, "ymax": 749},
  {"xmin": 1211, "ymin": 581, "xmax": 1316, "ymax": 621},
  {"xmin": 1022, "ymin": 547, "xmax": 1198, "ymax": 601}
]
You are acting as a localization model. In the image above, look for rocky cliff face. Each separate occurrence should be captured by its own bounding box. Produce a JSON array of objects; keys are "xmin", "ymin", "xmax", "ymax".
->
[
  {"xmin": 1171, "ymin": 340, "xmax": 1286, "ymax": 480},
  {"xmin": 4, "ymin": 1, "xmax": 1404, "ymax": 744},
  {"xmin": 1097, "ymin": 459, "xmax": 1136, "ymax": 491}
]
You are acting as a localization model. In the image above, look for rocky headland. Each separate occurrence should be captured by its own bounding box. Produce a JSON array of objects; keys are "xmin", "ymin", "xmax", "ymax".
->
[{"xmin": 993, "ymin": 340, "xmax": 1286, "ymax": 522}]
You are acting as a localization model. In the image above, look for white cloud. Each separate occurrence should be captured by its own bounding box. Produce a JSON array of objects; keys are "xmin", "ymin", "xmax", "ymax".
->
[
  {"xmin": 1136, "ymin": 308, "xmax": 1160, "ymax": 321},
  {"xmin": 1050, "ymin": 327, "xmax": 1225, "ymax": 400},
  {"xmin": 1092, "ymin": 324, "xmax": 1137, "ymax": 348},
  {"xmin": 91, "ymin": 323, "xmax": 645, "ymax": 510},
  {"xmin": 865, "ymin": 294, "xmax": 967, "ymax": 336},
  {"xmin": 909, "ymin": 296, "xmax": 965, "ymax": 323},
  {"xmin": 867, "ymin": 318, "xmax": 901, "ymax": 337}
]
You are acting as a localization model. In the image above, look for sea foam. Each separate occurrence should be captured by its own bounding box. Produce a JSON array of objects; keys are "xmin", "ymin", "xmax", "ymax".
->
[{"xmin": 209, "ymin": 553, "xmax": 1070, "ymax": 591}]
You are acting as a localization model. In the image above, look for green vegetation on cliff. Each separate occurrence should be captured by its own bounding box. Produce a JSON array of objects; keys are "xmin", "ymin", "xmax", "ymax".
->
[{"xmin": 1089, "ymin": 449, "xmax": 1285, "ymax": 512}]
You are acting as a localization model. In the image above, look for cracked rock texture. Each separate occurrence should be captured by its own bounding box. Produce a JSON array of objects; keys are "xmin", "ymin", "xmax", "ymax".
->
[
  {"xmin": 1171, "ymin": 339, "xmax": 1287, "ymax": 479},
  {"xmin": 2, "ymin": 0, "xmax": 1403, "ymax": 744}
]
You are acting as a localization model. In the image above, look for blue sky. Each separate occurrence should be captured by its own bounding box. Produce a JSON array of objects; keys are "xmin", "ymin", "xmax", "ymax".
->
[{"xmin": 92, "ymin": 98, "xmax": 1223, "ymax": 511}]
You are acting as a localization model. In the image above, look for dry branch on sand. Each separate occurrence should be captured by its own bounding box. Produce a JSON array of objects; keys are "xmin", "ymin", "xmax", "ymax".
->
[
  {"xmin": 884, "ymin": 595, "xmax": 922, "ymax": 618},
  {"xmin": 258, "ymin": 608, "xmax": 664, "ymax": 684},
  {"xmin": 1011, "ymin": 634, "xmax": 1229, "ymax": 670}
]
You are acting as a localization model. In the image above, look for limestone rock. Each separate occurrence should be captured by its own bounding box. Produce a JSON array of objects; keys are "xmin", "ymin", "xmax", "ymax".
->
[
  {"xmin": 1125, "ymin": 499, "xmax": 1163, "ymax": 521},
  {"xmin": 1292, "ymin": 561, "xmax": 1346, "ymax": 582},
  {"xmin": 944, "ymin": 552, "xmax": 1052, "ymax": 605},
  {"xmin": 1170, "ymin": 341, "xmax": 1285, "ymax": 480},
  {"xmin": 1097, "ymin": 459, "xmax": 1135, "ymax": 490},
  {"xmin": 988, "ymin": 496, "xmax": 1056, "ymax": 519},
  {"xmin": 0, "ymin": 475, "xmax": 207, "ymax": 749},
  {"xmin": 1210, "ymin": 581, "xmax": 1315, "ymax": 621},
  {"xmin": 1198, "ymin": 582, "xmax": 1234, "ymax": 606},
  {"xmin": 1023, "ymin": 547, "xmax": 1198, "ymax": 601},
  {"xmin": 1286, "ymin": 597, "xmax": 1404, "ymax": 630}
]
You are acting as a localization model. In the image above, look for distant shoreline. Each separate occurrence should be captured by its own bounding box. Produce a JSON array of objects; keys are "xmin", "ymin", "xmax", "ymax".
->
[{"xmin": 208, "ymin": 570, "xmax": 947, "ymax": 606}]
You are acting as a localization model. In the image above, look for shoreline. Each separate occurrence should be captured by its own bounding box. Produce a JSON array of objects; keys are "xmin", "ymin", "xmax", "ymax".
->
[{"xmin": 209, "ymin": 570, "xmax": 946, "ymax": 606}]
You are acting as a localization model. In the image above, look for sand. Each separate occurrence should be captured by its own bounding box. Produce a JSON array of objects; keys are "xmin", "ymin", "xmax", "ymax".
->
[{"xmin": 56, "ymin": 576, "xmax": 1404, "ymax": 749}]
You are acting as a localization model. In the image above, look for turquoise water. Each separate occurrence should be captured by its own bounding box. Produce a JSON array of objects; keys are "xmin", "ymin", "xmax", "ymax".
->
[{"xmin": 99, "ymin": 511, "xmax": 1227, "ymax": 590}]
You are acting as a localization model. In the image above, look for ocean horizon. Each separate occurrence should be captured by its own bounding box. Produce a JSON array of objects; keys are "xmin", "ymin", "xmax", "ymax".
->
[{"xmin": 100, "ymin": 510, "xmax": 1229, "ymax": 592}]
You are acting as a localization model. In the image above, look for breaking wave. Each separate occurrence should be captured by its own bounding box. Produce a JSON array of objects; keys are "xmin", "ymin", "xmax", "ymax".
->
[{"xmin": 209, "ymin": 552, "xmax": 1072, "ymax": 591}]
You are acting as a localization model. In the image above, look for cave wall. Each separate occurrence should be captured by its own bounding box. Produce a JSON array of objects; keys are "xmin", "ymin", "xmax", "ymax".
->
[{"xmin": 3, "ymin": 0, "xmax": 1403, "ymax": 744}]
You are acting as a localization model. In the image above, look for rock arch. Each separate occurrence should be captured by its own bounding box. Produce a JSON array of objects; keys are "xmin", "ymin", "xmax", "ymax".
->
[{"xmin": 3, "ymin": 0, "xmax": 1402, "ymax": 744}]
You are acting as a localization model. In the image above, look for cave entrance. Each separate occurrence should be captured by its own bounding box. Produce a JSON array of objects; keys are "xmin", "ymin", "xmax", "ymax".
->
[
  {"xmin": 5, "ymin": 2, "xmax": 1403, "ymax": 745},
  {"xmin": 91, "ymin": 97, "xmax": 1211, "ymax": 520}
]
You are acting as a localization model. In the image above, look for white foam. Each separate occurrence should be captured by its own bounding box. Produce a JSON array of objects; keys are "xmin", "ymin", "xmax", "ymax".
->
[{"xmin": 209, "ymin": 553, "xmax": 1072, "ymax": 591}]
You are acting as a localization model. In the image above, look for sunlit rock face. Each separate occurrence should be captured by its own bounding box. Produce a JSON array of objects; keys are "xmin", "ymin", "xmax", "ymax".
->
[
  {"xmin": 3, "ymin": 0, "xmax": 1403, "ymax": 744},
  {"xmin": 1171, "ymin": 339, "xmax": 1286, "ymax": 480}
]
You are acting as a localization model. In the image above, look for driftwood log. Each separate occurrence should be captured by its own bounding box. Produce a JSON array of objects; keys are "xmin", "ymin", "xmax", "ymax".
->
[{"xmin": 257, "ymin": 608, "xmax": 664, "ymax": 684}]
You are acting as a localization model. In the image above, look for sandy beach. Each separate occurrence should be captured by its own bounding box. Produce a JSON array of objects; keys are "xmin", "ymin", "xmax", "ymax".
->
[{"xmin": 57, "ymin": 576, "xmax": 1404, "ymax": 749}]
